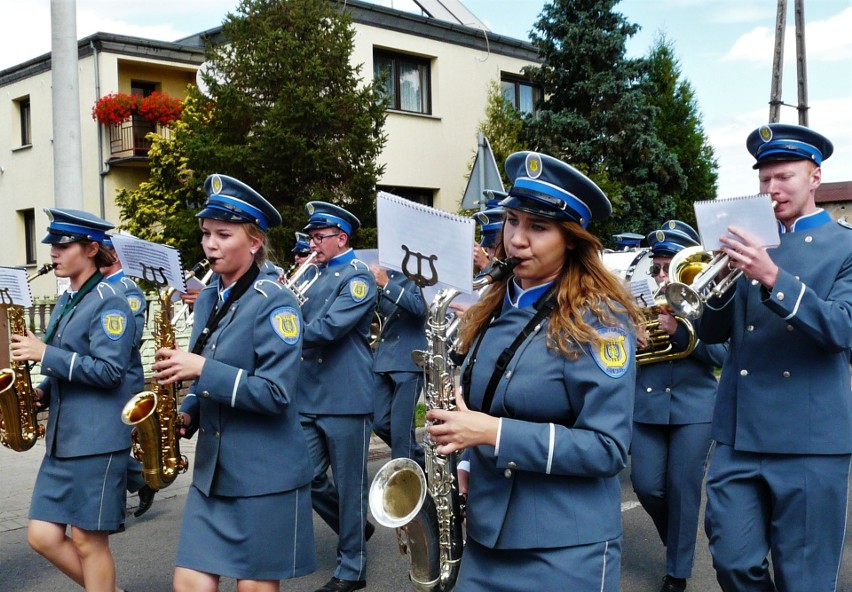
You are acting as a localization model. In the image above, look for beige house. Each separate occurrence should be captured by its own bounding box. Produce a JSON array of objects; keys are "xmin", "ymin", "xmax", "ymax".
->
[{"xmin": 0, "ymin": 0, "xmax": 539, "ymax": 298}]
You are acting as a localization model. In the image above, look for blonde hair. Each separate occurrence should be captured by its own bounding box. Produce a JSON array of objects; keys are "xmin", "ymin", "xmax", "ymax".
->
[{"xmin": 457, "ymin": 218, "xmax": 640, "ymax": 359}]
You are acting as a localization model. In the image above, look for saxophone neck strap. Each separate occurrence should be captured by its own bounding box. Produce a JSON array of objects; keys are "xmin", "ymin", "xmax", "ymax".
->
[
  {"xmin": 462, "ymin": 286, "xmax": 557, "ymax": 415},
  {"xmin": 43, "ymin": 271, "xmax": 103, "ymax": 344},
  {"xmin": 191, "ymin": 265, "xmax": 260, "ymax": 355}
]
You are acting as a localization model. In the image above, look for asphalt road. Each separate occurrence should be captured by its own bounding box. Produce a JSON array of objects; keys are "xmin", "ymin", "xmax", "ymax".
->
[{"xmin": 2, "ymin": 451, "xmax": 851, "ymax": 592}]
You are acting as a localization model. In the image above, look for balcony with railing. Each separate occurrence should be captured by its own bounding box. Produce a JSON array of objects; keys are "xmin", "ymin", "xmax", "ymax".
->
[{"xmin": 108, "ymin": 116, "xmax": 173, "ymax": 160}]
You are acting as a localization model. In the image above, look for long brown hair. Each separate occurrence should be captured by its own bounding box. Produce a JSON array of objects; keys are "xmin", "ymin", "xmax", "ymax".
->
[{"xmin": 456, "ymin": 217, "xmax": 640, "ymax": 359}]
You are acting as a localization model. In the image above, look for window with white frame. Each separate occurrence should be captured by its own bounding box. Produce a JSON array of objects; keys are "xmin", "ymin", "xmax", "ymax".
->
[
  {"xmin": 21, "ymin": 209, "xmax": 36, "ymax": 265},
  {"xmin": 17, "ymin": 97, "xmax": 32, "ymax": 147}
]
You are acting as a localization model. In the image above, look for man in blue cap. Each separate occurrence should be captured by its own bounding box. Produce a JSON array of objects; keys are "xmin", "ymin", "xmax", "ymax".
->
[
  {"xmin": 472, "ymin": 206, "xmax": 505, "ymax": 271},
  {"xmin": 297, "ymin": 201, "xmax": 377, "ymax": 592},
  {"xmin": 697, "ymin": 123, "xmax": 852, "ymax": 591},
  {"xmin": 100, "ymin": 235, "xmax": 157, "ymax": 518},
  {"xmin": 632, "ymin": 220, "xmax": 728, "ymax": 592}
]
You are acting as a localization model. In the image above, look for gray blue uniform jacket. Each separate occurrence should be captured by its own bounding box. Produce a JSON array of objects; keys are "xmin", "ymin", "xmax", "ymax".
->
[
  {"xmin": 104, "ymin": 271, "xmax": 147, "ymax": 393},
  {"xmin": 373, "ymin": 271, "xmax": 426, "ymax": 374},
  {"xmin": 462, "ymin": 292, "xmax": 636, "ymax": 549},
  {"xmin": 180, "ymin": 277, "xmax": 313, "ymax": 497},
  {"xmin": 38, "ymin": 282, "xmax": 134, "ymax": 457},
  {"xmin": 634, "ymin": 323, "xmax": 727, "ymax": 424},
  {"xmin": 698, "ymin": 212, "xmax": 852, "ymax": 454},
  {"xmin": 297, "ymin": 249, "xmax": 377, "ymax": 414}
]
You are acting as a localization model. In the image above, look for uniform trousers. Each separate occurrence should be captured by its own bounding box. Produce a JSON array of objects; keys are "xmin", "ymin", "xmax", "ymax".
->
[
  {"xmin": 373, "ymin": 370, "xmax": 424, "ymax": 466},
  {"xmin": 630, "ymin": 421, "xmax": 712, "ymax": 578},
  {"xmin": 301, "ymin": 413, "xmax": 372, "ymax": 581},
  {"xmin": 705, "ymin": 443, "xmax": 851, "ymax": 592},
  {"xmin": 126, "ymin": 456, "xmax": 145, "ymax": 493}
]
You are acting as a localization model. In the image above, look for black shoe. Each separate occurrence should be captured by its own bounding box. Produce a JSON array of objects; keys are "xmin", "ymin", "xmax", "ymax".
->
[
  {"xmin": 314, "ymin": 577, "xmax": 366, "ymax": 592},
  {"xmin": 365, "ymin": 520, "xmax": 375, "ymax": 541},
  {"xmin": 660, "ymin": 575, "xmax": 687, "ymax": 592},
  {"xmin": 133, "ymin": 485, "xmax": 156, "ymax": 518}
]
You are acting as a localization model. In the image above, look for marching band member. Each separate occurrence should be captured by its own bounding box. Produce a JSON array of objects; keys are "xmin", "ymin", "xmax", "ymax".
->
[
  {"xmin": 699, "ymin": 124, "xmax": 852, "ymax": 591},
  {"xmin": 472, "ymin": 193, "xmax": 505, "ymax": 271},
  {"xmin": 152, "ymin": 174, "xmax": 315, "ymax": 591},
  {"xmin": 428, "ymin": 152, "xmax": 640, "ymax": 591},
  {"xmin": 292, "ymin": 231, "xmax": 313, "ymax": 266},
  {"xmin": 297, "ymin": 202, "xmax": 377, "ymax": 592},
  {"xmin": 11, "ymin": 209, "xmax": 135, "ymax": 592},
  {"xmin": 631, "ymin": 221, "xmax": 728, "ymax": 592},
  {"xmin": 100, "ymin": 235, "xmax": 157, "ymax": 519},
  {"xmin": 371, "ymin": 264, "xmax": 426, "ymax": 467}
]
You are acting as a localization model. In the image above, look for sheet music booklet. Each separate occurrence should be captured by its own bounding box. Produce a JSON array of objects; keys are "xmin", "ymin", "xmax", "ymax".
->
[
  {"xmin": 694, "ymin": 193, "xmax": 780, "ymax": 251},
  {"xmin": 0, "ymin": 267, "xmax": 34, "ymax": 308},
  {"xmin": 108, "ymin": 234, "xmax": 187, "ymax": 293},
  {"xmin": 376, "ymin": 192, "xmax": 475, "ymax": 293}
]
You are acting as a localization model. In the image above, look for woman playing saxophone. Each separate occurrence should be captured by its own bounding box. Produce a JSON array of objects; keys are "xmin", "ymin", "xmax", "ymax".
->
[
  {"xmin": 426, "ymin": 152, "xmax": 640, "ymax": 591},
  {"xmin": 11, "ymin": 208, "xmax": 136, "ymax": 592},
  {"xmin": 151, "ymin": 174, "xmax": 315, "ymax": 592}
]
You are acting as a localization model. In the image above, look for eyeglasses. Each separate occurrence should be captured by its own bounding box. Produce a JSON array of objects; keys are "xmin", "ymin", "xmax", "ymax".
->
[
  {"xmin": 308, "ymin": 232, "xmax": 340, "ymax": 244},
  {"xmin": 648, "ymin": 263, "xmax": 670, "ymax": 277}
]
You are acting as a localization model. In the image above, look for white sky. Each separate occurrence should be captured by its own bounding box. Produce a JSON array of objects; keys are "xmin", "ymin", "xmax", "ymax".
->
[{"xmin": 1, "ymin": 0, "xmax": 849, "ymax": 200}]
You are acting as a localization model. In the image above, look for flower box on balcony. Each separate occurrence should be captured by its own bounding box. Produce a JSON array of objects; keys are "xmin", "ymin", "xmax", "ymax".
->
[{"xmin": 92, "ymin": 92, "xmax": 183, "ymax": 128}]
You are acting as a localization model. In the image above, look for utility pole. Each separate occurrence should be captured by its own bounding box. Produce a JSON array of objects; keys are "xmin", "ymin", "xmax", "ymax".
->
[
  {"xmin": 51, "ymin": 0, "xmax": 84, "ymax": 209},
  {"xmin": 768, "ymin": 0, "xmax": 809, "ymax": 125}
]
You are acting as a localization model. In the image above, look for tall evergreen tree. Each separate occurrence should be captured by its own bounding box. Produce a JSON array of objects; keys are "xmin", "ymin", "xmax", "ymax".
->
[
  {"xmin": 522, "ymin": 0, "xmax": 685, "ymax": 241},
  {"xmin": 644, "ymin": 34, "xmax": 718, "ymax": 226},
  {"xmin": 119, "ymin": 0, "xmax": 388, "ymax": 259}
]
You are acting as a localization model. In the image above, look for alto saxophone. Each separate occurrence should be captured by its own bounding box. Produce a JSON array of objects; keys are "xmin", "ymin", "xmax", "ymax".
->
[
  {"xmin": 0, "ymin": 264, "xmax": 54, "ymax": 452},
  {"xmin": 369, "ymin": 257, "xmax": 519, "ymax": 592},
  {"xmin": 120, "ymin": 261, "xmax": 209, "ymax": 489}
]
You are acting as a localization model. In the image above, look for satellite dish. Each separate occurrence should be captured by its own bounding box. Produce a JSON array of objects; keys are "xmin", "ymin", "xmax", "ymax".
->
[{"xmin": 195, "ymin": 61, "xmax": 225, "ymax": 97}]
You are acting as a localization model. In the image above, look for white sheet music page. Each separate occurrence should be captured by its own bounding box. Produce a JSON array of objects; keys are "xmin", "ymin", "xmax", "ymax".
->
[
  {"xmin": 694, "ymin": 193, "xmax": 780, "ymax": 251},
  {"xmin": 108, "ymin": 234, "xmax": 187, "ymax": 293},
  {"xmin": 376, "ymin": 192, "xmax": 475, "ymax": 293},
  {"xmin": 0, "ymin": 267, "xmax": 33, "ymax": 307}
]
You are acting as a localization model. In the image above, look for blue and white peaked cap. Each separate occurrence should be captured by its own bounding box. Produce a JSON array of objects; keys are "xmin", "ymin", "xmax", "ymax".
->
[
  {"xmin": 197, "ymin": 174, "xmax": 282, "ymax": 231},
  {"xmin": 473, "ymin": 207, "xmax": 505, "ymax": 248},
  {"xmin": 647, "ymin": 220, "xmax": 700, "ymax": 257},
  {"xmin": 42, "ymin": 208, "xmax": 114, "ymax": 244},
  {"xmin": 482, "ymin": 188, "xmax": 508, "ymax": 209},
  {"xmin": 303, "ymin": 201, "xmax": 361, "ymax": 235},
  {"xmin": 746, "ymin": 123, "xmax": 833, "ymax": 170},
  {"xmin": 500, "ymin": 151, "xmax": 611, "ymax": 227},
  {"xmin": 291, "ymin": 232, "xmax": 311, "ymax": 254}
]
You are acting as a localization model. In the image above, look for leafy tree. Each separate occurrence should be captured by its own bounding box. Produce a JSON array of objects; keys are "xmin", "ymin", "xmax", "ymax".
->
[
  {"xmin": 522, "ymin": 0, "xmax": 686, "ymax": 242},
  {"xmin": 475, "ymin": 80, "xmax": 525, "ymax": 190},
  {"xmin": 644, "ymin": 34, "xmax": 718, "ymax": 226},
  {"xmin": 114, "ymin": 99, "xmax": 208, "ymax": 266},
  {"xmin": 120, "ymin": 0, "xmax": 387, "ymax": 265}
]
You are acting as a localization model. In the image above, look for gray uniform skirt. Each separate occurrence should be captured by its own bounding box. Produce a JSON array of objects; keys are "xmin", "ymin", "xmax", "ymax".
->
[
  {"xmin": 176, "ymin": 483, "xmax": 316, "ymax": 581},
  {"xmin": 455, "ymin": 536, "xmax": 622, "ymax": 592},
  {"xmin": 29, "ymin": 450, "xmax": 129, "ymax": 532}
]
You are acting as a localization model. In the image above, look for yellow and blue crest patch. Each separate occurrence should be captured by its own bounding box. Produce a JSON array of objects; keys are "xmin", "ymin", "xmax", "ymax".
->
[
  {"xmin": 349, "ymin": 279, "xmax": 369, "ymax": 303},
  {"xmin": 127, "ymin": 295, "xmax": 143, "ymax": 312},
  {"xmin": 270, "ymin": 306, "xmax": 301, "ymax": 345},
  {"xmin": 588, "ymin": 325, "xmax": 631, "ymax": 378},
  {"xmin": 101, "ymin": 309, "xmax": 128, "ymax": 341}
]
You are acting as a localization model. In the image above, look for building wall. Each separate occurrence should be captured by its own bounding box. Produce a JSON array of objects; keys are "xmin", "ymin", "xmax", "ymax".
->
[{"xmin": 351, "ymin": 22, "xmax": 534, "ymax": 211}]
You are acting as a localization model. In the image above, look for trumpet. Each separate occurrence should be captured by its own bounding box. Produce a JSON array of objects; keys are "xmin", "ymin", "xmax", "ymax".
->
[
  {"xmin": 665, "ymin": 198, "xmax": 777, "ymax": 319},
  {"xmin": 284, "ymin": 252, "xmax": 319, "ymax": 304}
]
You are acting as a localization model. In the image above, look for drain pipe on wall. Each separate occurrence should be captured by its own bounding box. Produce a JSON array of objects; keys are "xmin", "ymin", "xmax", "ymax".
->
[{"xmin": 91, "ymin": 39, "xmax": 108, "ymax": 218}]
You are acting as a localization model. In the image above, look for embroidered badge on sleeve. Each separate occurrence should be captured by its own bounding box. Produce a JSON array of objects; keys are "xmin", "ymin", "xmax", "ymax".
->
[
  {"xmin": 349, "ymin": 278, "xmax": 369, "ymax": 303},
  {"xmin": 101, "ymin": 309, "xmax": 128, "ymax": 341},
  {"xmin": 589, "ymin": 325, "xmax": 631, "ymax": 378},
  {"xmin": 127, "ymin": 295, "xmax": 143, "ymax": 312},
  {"xmin": 270, "ymin": 306, "xmax": 301, "ymax": 345}
]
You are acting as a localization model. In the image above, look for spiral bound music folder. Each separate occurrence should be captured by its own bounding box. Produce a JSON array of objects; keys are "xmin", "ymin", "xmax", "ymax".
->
[
  {"xmin": 694, "ymin": 193, "xmax": 780, "ymax": 251},
  {"xmin": 0, "ymin": 267, "xmax": 33, "ymax": 307},
  {"xmin": 108, "ymin": 234, "xmax": 187, "ymax": 293},
  {"xmin": 376, "ymin": 191, "xmax": 475, "ymax": 293}
]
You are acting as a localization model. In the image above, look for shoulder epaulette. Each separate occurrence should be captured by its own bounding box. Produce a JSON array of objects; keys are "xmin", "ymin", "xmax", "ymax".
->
[{"xmin": 837, "ymin": 217, "xmax": 852, "ymax": 230}]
